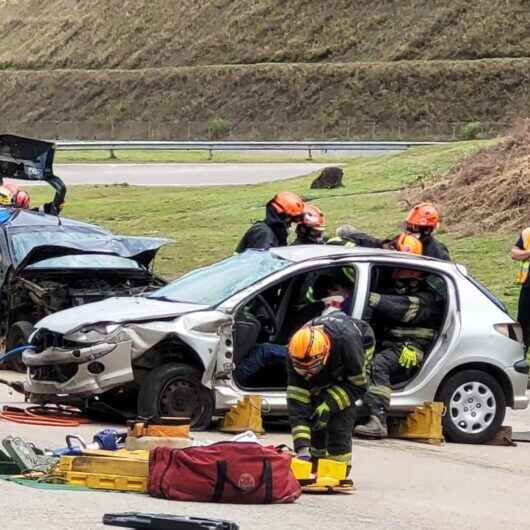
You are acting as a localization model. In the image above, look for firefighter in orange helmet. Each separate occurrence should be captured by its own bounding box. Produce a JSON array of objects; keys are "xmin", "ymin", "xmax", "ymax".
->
[
  {"xmin": 404, "ymin": 202, "xmax": 450, "ymax": 260},
  {"xmin": 287, "ymin": 311, "xmax": 375, "ymax": 467},
  {"xmin": 236, "ymin": 191, "xmax": 304, "ymax": 252},
  {"xmin": 354, "ymin": 233, "xmax": 444, "ymax": 438}
]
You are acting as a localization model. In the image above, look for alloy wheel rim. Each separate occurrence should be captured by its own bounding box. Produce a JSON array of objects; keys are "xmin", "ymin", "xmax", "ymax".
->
[{"xmin": 449, "ymin": 381, "xmax": 496, "ymax": 434}]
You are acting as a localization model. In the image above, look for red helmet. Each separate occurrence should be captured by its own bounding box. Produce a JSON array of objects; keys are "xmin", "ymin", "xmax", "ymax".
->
[
  {"xmin": 270, "ymin": 192, "xmax": 304, "ymax": 218},
  {"xmin": 405, "ymin": 202, "xmax": 439, "ymax": 230},
  {"xmin": 12, "ymin": 190, "xmax": 31, "ymax": 209},
  {"xmin": 301, "ymin": 204, "xmax": 325, "ymax": 230}
]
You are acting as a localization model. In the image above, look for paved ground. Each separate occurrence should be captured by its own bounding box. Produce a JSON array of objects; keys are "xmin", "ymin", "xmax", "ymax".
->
[
  {"xmin": 54, "ymin": 163, "xmax": 333, "ymax": 186},
  {"xmin": 0, "ymin": 375, "xmax": 529, "ymax": 530}
]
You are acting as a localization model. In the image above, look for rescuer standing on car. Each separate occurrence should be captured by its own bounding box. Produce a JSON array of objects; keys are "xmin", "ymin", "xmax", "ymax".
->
[
  {"xmin": 512, "ymin": 227, "xmax": 530, "ymax": 349},
  {"xmin": 287, "ymin": 311, "xmax": 375, "ymax": 468},
  {"xmin": 292, "ymin": 204, "xmax": 326, "ymax": 245},
  {"xmin": 354, "ymin": 234, "xmax": 444, "ymax": 438}
]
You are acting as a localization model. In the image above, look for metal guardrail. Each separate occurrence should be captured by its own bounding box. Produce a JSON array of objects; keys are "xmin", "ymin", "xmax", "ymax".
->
[{"xmin": 55, "ymin": 140, "xmax": 445, "ymax": 160}]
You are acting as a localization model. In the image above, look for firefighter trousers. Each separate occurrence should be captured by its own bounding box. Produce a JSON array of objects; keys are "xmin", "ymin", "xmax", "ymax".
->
[
  {"xmin": 310, "ymin": 404, "xmax": 357, "ymax": 465},
  {"xmin": 363, "ymin": 345, "xmax": 402, "ymax": 421}
]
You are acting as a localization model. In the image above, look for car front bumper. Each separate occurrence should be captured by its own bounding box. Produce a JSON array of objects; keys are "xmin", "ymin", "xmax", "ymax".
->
[{"xmin": 25, "ymin": 341, "xmax": 134, "ymax": 398}]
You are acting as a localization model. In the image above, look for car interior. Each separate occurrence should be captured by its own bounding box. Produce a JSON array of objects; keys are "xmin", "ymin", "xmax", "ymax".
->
[{"xmin": 232, "ymin": 262, "xmax": 448, "ymax": 391}]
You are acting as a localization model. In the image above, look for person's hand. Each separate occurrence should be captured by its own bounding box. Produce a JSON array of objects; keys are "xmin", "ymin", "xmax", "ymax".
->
[
  {"xmin": 399, "ymin": 345, "xmax": 419, "ymax": 369},
  {"xmin": 311, "ymin": 401, "xmax": 331, "ymax": 431}
]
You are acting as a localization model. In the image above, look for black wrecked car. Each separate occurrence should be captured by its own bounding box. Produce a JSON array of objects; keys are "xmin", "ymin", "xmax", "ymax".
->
[{"xmin": 0, "ymin": 135, "xmax": 168, "ymax": 370}]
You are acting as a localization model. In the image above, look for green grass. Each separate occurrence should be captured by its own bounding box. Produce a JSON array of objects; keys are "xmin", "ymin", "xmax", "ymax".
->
[
  {"xmin": 54, "ymin": 149, "xmax": 355, "ymax": 164},
  {"xmin": 28, "ymin": 139, "xmax": 520, "ymax": 315}
]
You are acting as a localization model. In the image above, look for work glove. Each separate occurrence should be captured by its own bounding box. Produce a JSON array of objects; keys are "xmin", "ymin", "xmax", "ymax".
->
[
  {"xmin": 311, "ymin": 401, "xmax": 331, "ymax": 431},
  {"xmin": 296, "ymin": 447, "xmax": 312, "ymax": 462},
  {"xmin": 398, "ymin": 344, "xmax": 420, "ymax": 369}
]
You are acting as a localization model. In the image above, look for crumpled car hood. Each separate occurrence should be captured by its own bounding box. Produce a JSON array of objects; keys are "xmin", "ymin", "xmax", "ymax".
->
[
  {"xmin": 0, "ymin": 134, "xmax": 55, "ymax": 181},
  {"xmin": 14, "ymin": 235, "xmax": 171, "ymax": 271},
  {"xmin": 36, "ymin": 296, "xmax": 208, "ymax": 335}
]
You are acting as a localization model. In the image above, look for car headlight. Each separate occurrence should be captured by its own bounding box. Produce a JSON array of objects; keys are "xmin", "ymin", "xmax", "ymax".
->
[{"xmin": 65, "ymin": 324, "xmax": 127, "ymax": 344}]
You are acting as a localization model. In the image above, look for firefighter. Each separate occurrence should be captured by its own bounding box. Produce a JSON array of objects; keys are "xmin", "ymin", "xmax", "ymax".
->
[
  {"xmin": 405, "ymin": 202, "xmax": 450, "ymax": 261},
  {"xmin": 3, "ymin": 177, "xmax": 66, "ymax": 215},
  {"xmin": 235, "ymin": 191, "xmax": 304, "ymax": 252},
  {"xmin": 293, "ymin": 204, "xmax": 326, "ymax": 245},
  {"xmin": 354, "ymin": 233, "xmax": 444, "ymax": 438},
  {"xmin": 326, "ymin": 225, "xmax": 383, "ymax": 248},
  {"xmin": 287, "ymin": 311, "xmax": 375, "ymax": 467},
  {"xmin": 512, "ymin": 227, "xmax": 530, "ymax": 349}
]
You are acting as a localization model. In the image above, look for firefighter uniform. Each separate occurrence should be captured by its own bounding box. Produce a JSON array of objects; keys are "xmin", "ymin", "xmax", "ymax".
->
[
  {"xmin": 287, "ymin": 311, "xmax": 375, "ymax": 464},
  {"xmin": 362, "ymin": 279, "xmax": 444, "ymax": 425}
]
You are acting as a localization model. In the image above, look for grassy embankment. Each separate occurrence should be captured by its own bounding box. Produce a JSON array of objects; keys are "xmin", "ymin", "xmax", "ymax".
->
[{"xmin": 29, "ymin": 140, "xmax": 520, "ymax": 314}]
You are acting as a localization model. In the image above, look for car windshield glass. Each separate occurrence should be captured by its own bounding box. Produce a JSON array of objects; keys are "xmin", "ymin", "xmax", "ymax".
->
[
  {"xmin": 28, "ymin": 254, "xmax": 140, "ymax": 270},
  {"xmin": 148, "ymin": 251, "xmax": 290, "ymax": 305}
]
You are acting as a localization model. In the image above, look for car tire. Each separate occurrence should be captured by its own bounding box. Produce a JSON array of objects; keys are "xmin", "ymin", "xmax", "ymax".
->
[
  {"xmin": 437, "ymin": 369, "xmax": 506, "ymax": 444},
  {"xmin": 4, "ymin": 321, "xmax": 35, "ymax": 373},
  {"xmin": 137, "ymin": 363, "xmax": 214, "ymax": 431}
]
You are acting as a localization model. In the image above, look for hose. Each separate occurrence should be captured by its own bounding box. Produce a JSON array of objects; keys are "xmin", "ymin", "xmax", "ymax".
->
[{"xmin": 0, "ymin": 344, "xmax": 35, "ymax": 365}]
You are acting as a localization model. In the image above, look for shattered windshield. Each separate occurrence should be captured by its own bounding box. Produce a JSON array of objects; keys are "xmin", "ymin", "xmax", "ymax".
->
[{"xmin": 148, "ymin": 250, "xmax": 290, "ymax": 305}]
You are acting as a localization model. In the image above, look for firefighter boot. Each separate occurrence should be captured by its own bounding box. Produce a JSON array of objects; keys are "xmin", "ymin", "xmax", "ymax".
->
[{"xmin": 354, "ymin": 415, "xmax": 388, "ymax": 438}]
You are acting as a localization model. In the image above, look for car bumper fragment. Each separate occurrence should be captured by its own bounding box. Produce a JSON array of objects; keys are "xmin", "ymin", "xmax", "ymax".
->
[{"xmin": 23, "ymin": 342, "xmax": 117, "ymax": 366}]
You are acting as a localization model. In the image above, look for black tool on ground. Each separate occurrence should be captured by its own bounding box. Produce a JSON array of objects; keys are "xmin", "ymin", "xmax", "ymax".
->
[{"xmin": 102, "ymin": 513, "xmax": 239, "ymax": 530}]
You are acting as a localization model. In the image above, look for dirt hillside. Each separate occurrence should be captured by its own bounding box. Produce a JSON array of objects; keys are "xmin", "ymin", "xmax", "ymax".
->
[
  {"xmin": 409, "ymin": 120, "xmax": 530, "ymax": 234},
  {"xmin": 0, "ymin": 1, "xmax": 528, "ymax": 138},
  {"xmin": 0, "ymin": 0, "xmax": 528, "ymax": 69}
]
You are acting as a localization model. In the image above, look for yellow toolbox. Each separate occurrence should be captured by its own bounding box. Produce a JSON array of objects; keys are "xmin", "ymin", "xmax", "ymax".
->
[{"xmin": 64, "ymin": 471, "xmax": 148, "ymax": 493}]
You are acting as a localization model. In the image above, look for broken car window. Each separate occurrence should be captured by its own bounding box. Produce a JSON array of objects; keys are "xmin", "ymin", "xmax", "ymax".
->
[{"xmin": 148, "ymin": 250, "xmax": 290, "ymax": 306}]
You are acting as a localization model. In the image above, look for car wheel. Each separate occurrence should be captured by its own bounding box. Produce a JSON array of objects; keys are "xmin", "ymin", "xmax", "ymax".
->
[
  {"xmin": 4, "ymin": 321, "xmax": 35, "ymax": 373},
  {"xmin": 437, "ymin": 369, "xmax": 506, "ymax": 444},
  {"xmin": 137, "ymin": 363, "xmax": 214, "ymax": 431}
]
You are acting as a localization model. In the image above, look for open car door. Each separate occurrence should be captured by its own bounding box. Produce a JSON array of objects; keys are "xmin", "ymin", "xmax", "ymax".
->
[{"xmin": 0, "ymin": 134, "xmax": 55, "ymax": 181}]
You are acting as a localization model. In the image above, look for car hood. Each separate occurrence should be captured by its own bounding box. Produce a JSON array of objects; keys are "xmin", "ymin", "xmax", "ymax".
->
[
  {"xmin": 0, "ymin": 134, "xmax": 55, "ymax": 181},
  {"xmin": 14, "ymin": 236, "xmax": 171, "ymax": 271},
  {"xmin": 36, "ymin": 296, "xmax": 208, "ymax": 335}
]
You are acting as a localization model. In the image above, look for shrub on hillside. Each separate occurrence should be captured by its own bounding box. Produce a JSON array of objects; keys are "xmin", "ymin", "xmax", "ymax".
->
[{"xmin": 208, "ymin": 119, "xmax": 231, "ymax": 139}]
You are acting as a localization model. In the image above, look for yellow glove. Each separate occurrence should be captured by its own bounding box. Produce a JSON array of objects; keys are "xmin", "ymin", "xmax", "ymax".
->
[{"xmin": 398, "ymin": 344, "xmax": 420, "ymax": 369}]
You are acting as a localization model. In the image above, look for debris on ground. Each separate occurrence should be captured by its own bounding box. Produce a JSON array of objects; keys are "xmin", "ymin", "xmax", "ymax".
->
[
  {"xmin": 311, "ymin": 167, "xmax": 344, "ymax": 189},
  {"xmin": 406, "ymin": 119, "xmax": 530, "ymax": 235}
]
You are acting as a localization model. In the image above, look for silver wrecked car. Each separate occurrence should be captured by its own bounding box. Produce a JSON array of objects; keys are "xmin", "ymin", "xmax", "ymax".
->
[{"xmin": 24, "ymin": 246, "xmax": 529, "ymax": 443}]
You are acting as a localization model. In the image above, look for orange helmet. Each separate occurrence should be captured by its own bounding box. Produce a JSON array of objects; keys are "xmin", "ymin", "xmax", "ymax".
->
[
  {"xmin": 288, "ymin": 326, "xmax": 331, "ymax": 377},
  {"xmin": 395, "ymin": 232, "xmax": 423, "ymax": 255},
  {"xmin": 270, "ymin": 191, "xmax": 304, "ymax": 219},
  {"xmin": 405, "ymin": 202, "xmax": 439, "ymax": 230},
  {"xmin": 301, "ymin": 204, "xmax": 325, "ymax": 230}
]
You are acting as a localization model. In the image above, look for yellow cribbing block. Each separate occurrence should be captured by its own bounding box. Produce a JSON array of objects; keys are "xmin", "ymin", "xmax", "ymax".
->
[
  {"xmin": 290, "ymin": 458, "xmax": 312, "ymax": 480},
  {"xmin": 59, "ymin": 455, "xmax": 148, "ymax": 477},
  {"xmin": 64, "ymin": 471, "xmax": 147, "ymax": 493},
  {"xmin": 126, "ymin": 436, "xmax": 191, "ymax": 452},
  {"xmin": 390, "ymin": 401, "xmax": 445, "ymax": 444},
  {"xmin": 316, "ymin": 459, "xmax": 347, "ymax": 482},
  {"xmin": 80, "ymin": 449, "xmax": 149, "ymax": 460},
  {"xmin": 220, "ymin": 395, "xmax": 265, "ymax": 434}
]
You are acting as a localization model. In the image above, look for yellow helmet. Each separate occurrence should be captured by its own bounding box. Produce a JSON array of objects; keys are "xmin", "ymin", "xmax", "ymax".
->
[
  {"xmin": 288, "ymin": 326, "xmax": 331, "ymax": 377},
  {"xmin": 395, "ymin": 232, "xmax": 423, "ymax": 255},
  {"xmin": 0, "ymin": 185, "xmax": 13, "ymax": 206}
]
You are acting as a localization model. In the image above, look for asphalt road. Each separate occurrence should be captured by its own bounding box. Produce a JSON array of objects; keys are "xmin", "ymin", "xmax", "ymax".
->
[
  {"xmin": 54, "ymin": 163, "xmax": 332, "ymax": 186},
  {"xmin": 0, "ymin": 374, "xmax": 529, "ymax": 530}
]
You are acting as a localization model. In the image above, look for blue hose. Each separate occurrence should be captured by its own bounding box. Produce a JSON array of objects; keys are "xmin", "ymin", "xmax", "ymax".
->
[{"xmin": 0, "ymin": 344, "xmax": 35, "ymax": 365}]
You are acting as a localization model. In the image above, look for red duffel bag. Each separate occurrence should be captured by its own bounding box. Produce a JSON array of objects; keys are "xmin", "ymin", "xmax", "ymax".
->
[{"xmin": 148, "ymin": 442, "xmax": 301, "ymax": 504}]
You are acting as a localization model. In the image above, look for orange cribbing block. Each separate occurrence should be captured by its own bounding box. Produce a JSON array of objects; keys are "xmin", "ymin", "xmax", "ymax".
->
[
  {"xmin": 128, "ymin": 422, "xmax": 189, "ymax": 439},
  {"xmin": 390, "ymin": 401, "xmax": 445, "ymax": 444}
]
